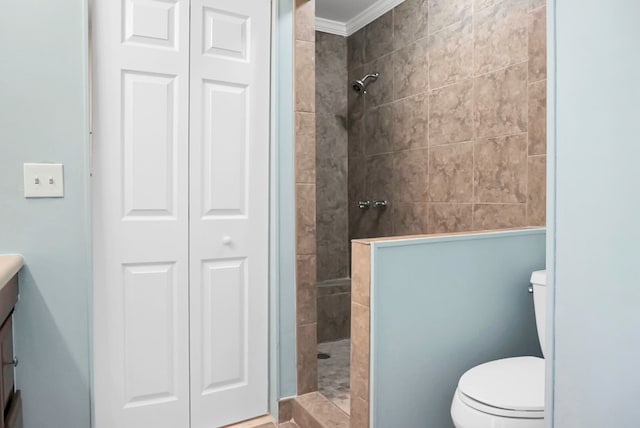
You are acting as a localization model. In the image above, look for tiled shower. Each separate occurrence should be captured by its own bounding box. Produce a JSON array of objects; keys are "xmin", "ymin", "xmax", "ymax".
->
[
  {"xmin": 315, "ymin": 0, "xmax": 546, "ymax": 338},
  {"xmin": 311, "ymin": 0, "xmax": 546, "ymax": 417}
]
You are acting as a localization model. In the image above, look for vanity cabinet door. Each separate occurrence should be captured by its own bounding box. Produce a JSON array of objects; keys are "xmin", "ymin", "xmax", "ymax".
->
[{"xmin": 0, "ymin": 316, "xmax": 14, "ymax": 413}]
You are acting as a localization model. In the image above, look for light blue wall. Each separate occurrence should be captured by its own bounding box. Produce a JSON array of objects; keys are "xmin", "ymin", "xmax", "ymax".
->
[
  {"xmin": 0, "ymin": 0, "xmax": 92, "ymax": 427},
  {"xmin": 550, "ymin": 1, "xmax": 640, "ymax": 426},
  {"xmin": 370, "ymin": 229, "xmax": 546, "ymax": 428},
  {"xmin": 273, "ymin": 0, "xmax": 297, "ymax": 401}
]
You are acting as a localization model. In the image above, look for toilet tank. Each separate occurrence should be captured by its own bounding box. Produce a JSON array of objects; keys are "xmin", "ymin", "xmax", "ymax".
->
[{"xmin": 530, "ymin": 270, "xmax": 547, "ymax": 357}]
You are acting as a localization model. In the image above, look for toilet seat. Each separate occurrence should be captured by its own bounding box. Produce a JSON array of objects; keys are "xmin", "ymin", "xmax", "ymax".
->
[
  {"xmin": 457, "ymin": 390, "xmax": 544, "ymax": 419},
  {"xmin": 457, "ymin": 356, "xmax": 545, "ymax": 418}
]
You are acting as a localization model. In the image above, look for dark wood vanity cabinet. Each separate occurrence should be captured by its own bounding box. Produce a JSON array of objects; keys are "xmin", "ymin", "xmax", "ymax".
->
[{"xmin": 0, "ymin": 274, "xmax": 21, "ymax": 428}]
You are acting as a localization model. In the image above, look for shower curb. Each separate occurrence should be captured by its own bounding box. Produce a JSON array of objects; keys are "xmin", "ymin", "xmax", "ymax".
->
[{"xmin": 292, "ymin": 392, "xmax": 350, "ymax": 428}]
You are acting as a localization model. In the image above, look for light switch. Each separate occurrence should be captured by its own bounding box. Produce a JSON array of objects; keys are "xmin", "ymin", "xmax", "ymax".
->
[{"xmin": 23, "ymin": 163, "xmax": 64, "ymax": 198}]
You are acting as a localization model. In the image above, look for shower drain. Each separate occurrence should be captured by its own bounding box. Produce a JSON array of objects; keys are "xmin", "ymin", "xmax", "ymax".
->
[{"xmin": 317, "ymin": 352, "xmax": 331, "ymax": 360}]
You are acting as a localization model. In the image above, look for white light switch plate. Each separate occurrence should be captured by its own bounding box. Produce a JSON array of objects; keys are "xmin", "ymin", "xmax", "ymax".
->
[{"xmin": 23, "ymin": 163, "xmax": 64, "ymax": 198}]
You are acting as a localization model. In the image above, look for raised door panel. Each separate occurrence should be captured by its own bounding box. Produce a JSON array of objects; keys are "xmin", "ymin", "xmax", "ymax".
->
[
  {"xmin": 92, "ymin": 1, "xmax": 190, "ymax": 427},
  {"xmin": 201, "ymin": 259, "xmax": 248, "ymax": 393},
  {"xmin": 122, "ymin": 71, "xmax": 178, "ymax": 218},
  {"xmin": 122, "ymin": 263, "xmax": 178, "ymax": 407},
  {"xmin": 201, "ymin": 81, "xmax": 248, "ymax": 218},
  {"xmin": 189, "ymin": 0, "xmax": 270, "ymax": 427}
]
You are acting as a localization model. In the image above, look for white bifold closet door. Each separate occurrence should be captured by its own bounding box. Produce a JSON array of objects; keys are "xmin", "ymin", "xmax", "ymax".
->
[
  {"xmin": 92, "ymin": 0, "xmax": 270, "ymax": 427},
  {"xmin": 188, "ymin": 0, "xmax": 270, "ymax": 427}
]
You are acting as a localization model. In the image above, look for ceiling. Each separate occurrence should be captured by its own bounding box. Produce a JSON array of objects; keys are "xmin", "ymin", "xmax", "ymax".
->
[{"xmin": 316, "ymin": 0, "xmax": 379, "ymax": 23}]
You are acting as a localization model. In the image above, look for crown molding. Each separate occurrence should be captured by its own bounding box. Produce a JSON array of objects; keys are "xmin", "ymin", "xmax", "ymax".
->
[
  {"xmin": 346, "ymin": 0, "xmax": 405, "ymax": 36},
  {"xmin": 315, "ymin": 0, "xmax": 406, "ymax": 37},
  {"xmin": 315, "ymin": 17, "xmax": 348, "ymax": 37}
]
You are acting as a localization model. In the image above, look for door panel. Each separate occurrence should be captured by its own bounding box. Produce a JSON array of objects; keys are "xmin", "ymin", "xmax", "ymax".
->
[
  {"xmin": 189, "ymin": 1, "xmax": 271, "ymax": 426},
  {"xmin": 201, "ymin": 80, "xmax": 249, "ymax": 217},
  {"xmin": 92, "ymin": 1, "xmax": 190, "ymax": 427}
]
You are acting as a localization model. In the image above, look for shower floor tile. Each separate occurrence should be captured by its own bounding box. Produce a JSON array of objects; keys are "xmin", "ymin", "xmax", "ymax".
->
[{"xmin": 318, "ymin": 339, "xmax": 351, "ymax": 415}]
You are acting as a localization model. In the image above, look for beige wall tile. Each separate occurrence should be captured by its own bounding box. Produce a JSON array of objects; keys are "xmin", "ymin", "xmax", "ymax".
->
[
  {"xmin": 317, "ymin": 291, "xmax": 351, "ymax": 342},
  {"xmin": 351, "ymin": 242, "xmax": 371, "ymax": 307},
  {"xmin": 364, "ymin": 11, "xmax": 394, "ymax": 62},
  {"xmin": 474, "ymin": 0, "xmax": 500, "ymax": 10},
  {"xmin": 295, "ymin": 112, "xmax": 316, "ymax": 184},
  {"xmin": 474, "ymin": 62, "xmax": 527, "ymax": 139},
  {"xmin": 428, "ymin": 17, "xmax": 473, "ymax": 89},
  {"xmin": 473, "ymin": 203, "xmax": 527, "ymax": 229},
  {"xmin": 392, "ymin": 93, "xmax": 429, "ymax": 151},
  {"xmin": 317, "ymin": 191, "xmax": 349, "ymax": 280},
  {"xmin": 428, "ymin": 0, "xmax": 472, "ymax": 34},
  {"xmin": 363, "ymin": 55, "xmax": 394, "ymax": 108},
  {"xmin": 527, "ymin": 155, "xmax": 546, "ymax": 226},
  {"xmin": 297, "ymin": 323, "xmax": 318, "ymax": 394},
  {"xmin": 393, "ymin": 149, "xmax": 429, "ymax": 203},
  {"xmin": 296, "ymin": 255, "xmax": 317, "ymax": 326},
  {"xmin": 392, "ymin": 202, "xmax": 429, "ymax": 235},
  {"xmin": 428, "ymin": 142, "xmax": 474, "ymax": 202},
  {"xmin": 429, "ymin": 79, "xmax": 474, "ymax": 146},
  {"xmin": 364, "ymin": 104, "xmax": 393, "ymax": 155},
  {"xmin": 348, "ymin": 29, "xmax": 365, "ymax": 70},
  {"xmin": 350, "ymin": 207, "xmax": 394, "ymax": 239},
  {"xmin": 316, "ymin": 114, "xmax": 348, "ymax": 161},
  {"xmin": 316, "ymin": 32, "xmax": 348, "ymax": 117},
  {"xmin": 474, "ymin": 133, "xmax": 528, "ymax": 203},
  {"xmin": 295, "ymin": 40, "xmax": 315, "ymax": 113},
  {"xmin": 279, "ymin": 398, "xmax": 293, "ymax": 423},
  {"xmin": 394, "ymin": 0, "xmax": 429, "ymax": 49},
  {"xmin": 528, "ymin": 79, "xmax": 546, "ymax": 155},
  {"xmin": 474, "ymin": 0, "xmax": 528, "ymax": 75},
  {"xmin": 365, "ymin": 154, "xmax": 394, "ymax": 200},
  {"xmin": 296, "ymin": 184, "xmax": 316, "ymax": 255},
  {"xmin": 528, "ymin": 6, "xmax": 547, "ymax": 82},
  {"xmin": 348, "ymin": 156, "xmax": 366, "ymax": 216},
  {"xmin": 351, "ymin": 396, "xmax": 370, "ymax": 428},
  {"xmin": 393, "ymin": 38, "xmax": 429, "ymax": 99},
  {"xmin": 295, "ymin": 0, "xmax": 315, "ymax": 42},
  {"xmin": 427, "ymin": 203, "xmax": 473, "ymax": 233},
  {"xmin": 348, "ymin": 66, "xmax": 365, "ymax": 159},
  {"xmin": 351, "ymin": 302, "xmax": 370, "ymax": 400},
  {"xmin": 529, "ymin": 0, "xmax": 546, "ymax": 11}
]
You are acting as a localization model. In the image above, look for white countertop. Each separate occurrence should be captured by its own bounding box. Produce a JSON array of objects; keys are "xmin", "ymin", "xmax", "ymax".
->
[{"xmin": 0, "ymin": 255, "xmax": 23, "ymax": 288}]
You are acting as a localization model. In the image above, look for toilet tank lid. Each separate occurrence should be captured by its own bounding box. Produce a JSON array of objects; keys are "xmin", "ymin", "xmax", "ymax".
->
[{"xmin": 530, "ymin": 270, "xmax": 546, "ymax": 286}]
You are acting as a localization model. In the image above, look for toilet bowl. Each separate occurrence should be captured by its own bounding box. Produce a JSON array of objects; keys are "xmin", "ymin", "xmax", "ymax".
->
[{"xmin": 451, "ymin": 271, "xmax": 547, "ymax": 428}]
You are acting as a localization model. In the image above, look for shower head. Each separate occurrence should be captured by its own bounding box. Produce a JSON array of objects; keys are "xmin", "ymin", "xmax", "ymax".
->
[{"xmin": 351, "ymin": 72, "xmax": 380, "ymax": 94}]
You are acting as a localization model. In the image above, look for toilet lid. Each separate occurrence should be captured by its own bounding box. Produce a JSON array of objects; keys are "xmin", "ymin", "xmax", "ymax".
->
[{"xmin": 458, "ymin": 357, "xmax": 545, "ymax": 412}]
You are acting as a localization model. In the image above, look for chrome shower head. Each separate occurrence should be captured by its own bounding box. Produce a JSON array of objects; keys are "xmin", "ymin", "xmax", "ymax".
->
[{"xmin": 351, "ymin": 72, "xmax": 380, "ymax": 94}]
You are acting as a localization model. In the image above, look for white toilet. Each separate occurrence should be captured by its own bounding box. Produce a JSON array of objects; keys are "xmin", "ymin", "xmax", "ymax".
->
[{"xmin": 451, "ymin": 270, "xmax": 547, "ymax": 428}]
